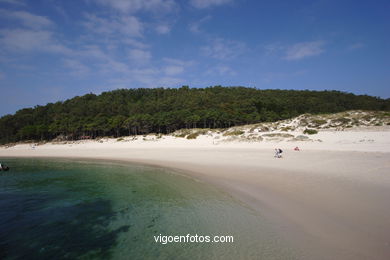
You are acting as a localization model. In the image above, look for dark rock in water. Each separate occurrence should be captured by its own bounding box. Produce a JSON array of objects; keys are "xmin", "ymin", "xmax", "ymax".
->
[{"xmin": 1, "ymin": 165, "xmax": 9, "ymax": 171}]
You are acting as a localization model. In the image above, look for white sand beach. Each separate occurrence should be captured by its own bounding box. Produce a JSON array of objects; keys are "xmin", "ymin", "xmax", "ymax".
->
[{"xmin": 1, "ymin": 124, "xmax": 390, "ymax": 259}]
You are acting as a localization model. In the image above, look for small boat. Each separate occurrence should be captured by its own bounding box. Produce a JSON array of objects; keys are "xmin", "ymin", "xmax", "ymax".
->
[{"xmin": 0, "ymin": 163, "xmax": 10, "ymax": 171}]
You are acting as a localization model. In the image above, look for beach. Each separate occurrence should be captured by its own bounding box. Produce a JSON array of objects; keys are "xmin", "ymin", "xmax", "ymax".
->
[
  {"xmin": 1, "ymin": 127, "xmax": 390, "ymax": 259},
  {"xmin": 1, "ymin": 0, "xmax": 388, "ymax": 257}
]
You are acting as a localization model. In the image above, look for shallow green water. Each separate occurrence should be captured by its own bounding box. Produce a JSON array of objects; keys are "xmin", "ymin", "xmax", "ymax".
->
[{"xmin": 0, "ymin": 158, "xmax": 298, "ymax": 259}]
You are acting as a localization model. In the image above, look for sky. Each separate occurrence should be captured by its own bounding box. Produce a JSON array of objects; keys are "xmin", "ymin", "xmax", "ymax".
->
[{"xmin": 0, "ymin": 0, "xmax": 389, "ymax": 116}]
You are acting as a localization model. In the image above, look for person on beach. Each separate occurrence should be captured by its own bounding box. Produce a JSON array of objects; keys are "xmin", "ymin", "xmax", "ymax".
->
[
  {"xmin": 274, "ymin": 148, "xmax": 283, "ymax": 158},
  {"xmin": 294, "ymin": 146, "xmax": 300, "ymax": 151}
]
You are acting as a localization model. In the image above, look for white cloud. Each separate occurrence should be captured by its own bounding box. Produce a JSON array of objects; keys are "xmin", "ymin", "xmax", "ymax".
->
[
  {"xmin": 206, "ymin": 65, "xmax": 236, "ymax": 76},
  {"xmin": 107, "ymin": 68, "xmax": 159, "ymax": 87},
  {"xmin": 130, "ymin": 68, "xmax": 159, "ymax": 83},
  {"xmin": 103, "ymin": 57, "xmax": 191, "ymax": 88},
  {"xmin": 0, "ymin": 9, "xmax": 74, "ymax": 57},
  {"xmin": 124, "ymin": 38, "xmax": 149, "ymax": 49},
  {"xmin": 190, "ymin": 0, "xmax": 233, "ymax": 9},
  {"xmin": 161, "ymin": 57, "xmax": 195, "ymax": 76},
  {"xmin": 163, "ymin": 58, "xmax": 194, "ymax": 67},
  {"xmin": 129, "ymin": 49, "xmax": 152, "ymax": 64},
  {"xmin": 348, "ymin": 42, "xmax": 364, "ymax": 51},
  {"xmin": 74, "ymin": 45, "xmax": 110, "ymax": 62},
  {"xmin": 93, "ymin": 0, "xmax": 176, "ymax": 13},
  {"xmin": 155, "ymin": 24, "xmax": 171, "ymax": 34},
  {"xmin": 53, "ymin": 5, "xmax": 69, "ymax": 21},
  {"xmin": 105, "ymin": 59, "xmax": 130, "ymax": 73},
  {"xmin": 164, "ymin": 65, "xmax": 184, "ymax": 75},
  {"xmin": 264, "ymin": 42, "xmax": 284, "ymax": 56},
  {"xmin": 0, "ymin": 29, "xmax": 71, "ymax": 53},
  {"xmin": 63, "ymin": 59, "xmax": 90, "ymax": 76},
  {"xmin": 215, "ymin": 65, "xmax": 235, "ymax": 75},
  {"xmin": 0, "ymin": 9, "xmax": 53, "ymax": 29},
  {"xmin": 201, "ymin": 38, "xmax": 246, "ymax": 60},
  {"xmin": 0, "ymin": 29, "xmax": 52, "ymax": 51},
  {"xmin": 189, "ymin": 15, "xmax": 211, "ymax": 33},
  {"xmin": 83, "ymin": 13, "xmax": 143, "ymax": 37},
  {"xmin": 0, "ymin": 0, "xmax": 25, "ymax": 5},
  {"xmin": 284, "ymin": 41, "xmax": 325, "ymax": 60}
]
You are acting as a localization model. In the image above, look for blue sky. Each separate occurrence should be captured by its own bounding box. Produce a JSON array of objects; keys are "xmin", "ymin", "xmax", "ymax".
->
[{"xmin": 0, "ymin": 0, "xmax": 389, "ymax": 116}]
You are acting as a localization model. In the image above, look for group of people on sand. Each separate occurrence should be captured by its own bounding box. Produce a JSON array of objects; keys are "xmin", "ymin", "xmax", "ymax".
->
[{"xmin": 274, "ymin": 146, "xmax": 300, "ymax": 158}]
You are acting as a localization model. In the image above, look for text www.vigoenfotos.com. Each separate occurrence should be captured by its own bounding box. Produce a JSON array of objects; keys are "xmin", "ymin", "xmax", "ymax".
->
[{"xmin": 154, "ymin": 234, "xmax": 234, "ymax": 245}]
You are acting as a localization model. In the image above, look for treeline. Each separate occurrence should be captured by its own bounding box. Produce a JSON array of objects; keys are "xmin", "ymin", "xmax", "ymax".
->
[{"xmin": 0, "ymin": 86, "xmax": 389, "ymax": 144}]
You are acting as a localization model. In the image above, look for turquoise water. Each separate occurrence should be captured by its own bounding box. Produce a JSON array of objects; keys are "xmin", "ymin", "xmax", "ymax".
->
[{"xmin": 0, "ymin": 158, "xmax": 298, "ymax": 259}]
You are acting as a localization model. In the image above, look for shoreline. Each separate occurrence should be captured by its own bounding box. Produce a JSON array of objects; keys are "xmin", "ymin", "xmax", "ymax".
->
[{"xmin": 1, "ymin": 138, "xmax": 390, "ymax": 259}]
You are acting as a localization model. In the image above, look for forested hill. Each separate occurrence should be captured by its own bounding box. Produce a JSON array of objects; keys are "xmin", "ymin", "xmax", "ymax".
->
[{"xmin": 1, "ymin": 86, "xmax": 389, "ymax": 144}]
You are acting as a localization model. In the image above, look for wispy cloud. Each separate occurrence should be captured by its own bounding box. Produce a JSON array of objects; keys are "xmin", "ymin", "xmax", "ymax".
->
[
  {"xmin": 163, "ymin": 58, "xmax": 194, "ymax": 67},
  {"xmin": 123, "ymin": 38, "xmax": 149, "ymax": 49},
  {"xmin": 0, "ymin": 1, "xmax": 188, "ymax": 90},
  {"xmin": 162, "ymin": 58, "xmax": 194, "ymax": 76},
  {"xmin": 63, "ymin": 59, "xmax": 91, "ymax": 76},
  {"xmin": 104, "ymin": 57, "xmax": 195, "ymax": 87},
  {"xmin": 0, "ymin": 9, "xmax": 53, "ymax": 29},
  {"xmin": 190, "ymin": 0, "xmax": 233, "ymax": 9},
  {"xmin": 0, "ymin": 29, "xmax": 49, "ymax": 51},
  {"xmin": 83, "ymin": 13, "xmax": 143, "ymax": 37},
  {"xmin": 201, "ymin": 38, "xmax": 246, "ymax": 60},
  {"xmin": 206, "ymin": 65, "xmax": 236, "ymax": 76},
  {"xmin": 129, "ymin": 49, "xmax": 152, "ymax": 64},
  {"xmin": 77, "ymin": 45, "xmax": 109, "ymax": 61},
  {"xmin": 163, "ymin": 65, "xmax": 184, "ymax": 75},
  {"xmin": 91, "ymin": 0, "xmax": 176, "ymax": 13},
  {"xmin": 155, "ymin": 24, "xmax": 171, "ymax": 34},
  {"xmin": 0, "ymin": 9, "xmax": 73, "ymax": 56},
  {"xmin": 347, "ymin": 42, "xmax": 364, "ymax": 51},
  {"xmin": 106, "ymin": 67, "xmax": 185, "ymax": 89},
  {"xmin": 0, "ymin": 0, "xmax": 25, "ymax": 5},
  {"xmin": 53, "ymin": 4, "xmax": 70, "ymax": 21},
  {"xmin": 284, "ymin": 41, "xmax": 325, "ymax": 60},
  {"xmin": 264, "ymin": 42, "xmax": 284, "ymax": 56},
  {"xmin": 189, "ymin": 15, "xmax": 211, "ymax": 33},
  {"xmin": 0, "ymin": 29, "xmax": 71, "ymax": 54}
]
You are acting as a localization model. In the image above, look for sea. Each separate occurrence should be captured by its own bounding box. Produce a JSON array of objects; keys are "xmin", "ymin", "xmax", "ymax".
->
[{"xmin": 0, "ymin": 158, "xmax": 298, "ymax": 259}]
